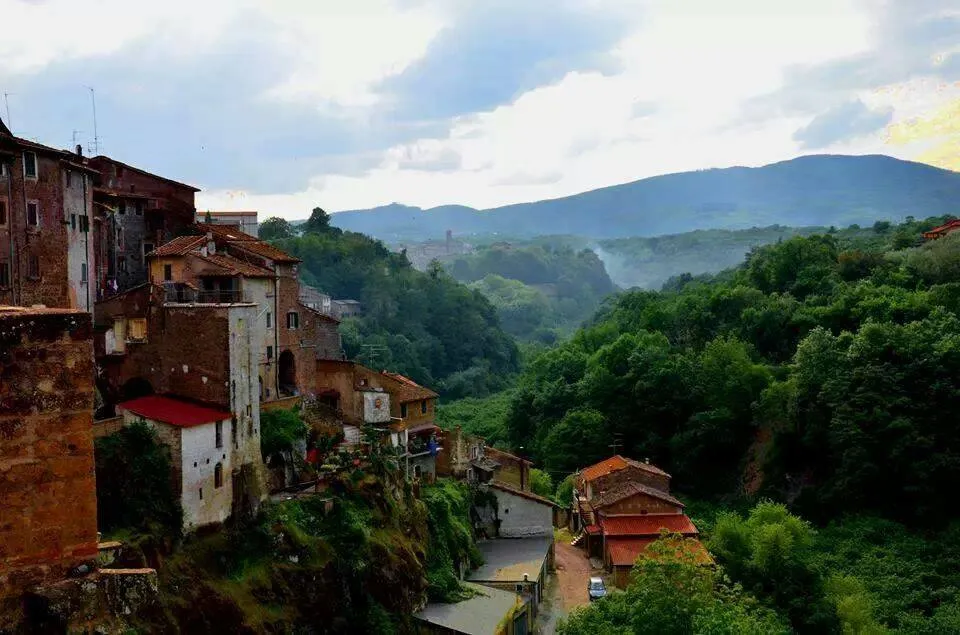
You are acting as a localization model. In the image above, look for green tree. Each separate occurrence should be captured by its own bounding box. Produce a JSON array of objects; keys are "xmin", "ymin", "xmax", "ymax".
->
[
  {"xmin": 94, "ymin": 421, "xmax": 183, "ymax": 537},
  {"xmin": 260, "ymin": 407, "xmax": 308, "ymax": 458},
  {"xmin": 529, "ymin": 468, "xmax": 554, "ymax": 499},
  {"xmin": 302, "ymin": 206, "xmax": 334, "ymax": 234},
  {"xmin": 259, "ymin": 216, "xmax": 295, "ymax": 241}
]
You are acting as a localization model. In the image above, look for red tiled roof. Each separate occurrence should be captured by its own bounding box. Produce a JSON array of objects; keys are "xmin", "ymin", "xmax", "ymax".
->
[
  {"xmin": 195, "ymin": 222, "xmax": 260, "ymax": 241},
  {"xmin": 592, "ymin": 481, "xmax": 684, "ymax": 510},
  {"xmin": 580, "ymin": 455, "xmax": 670, "ymax": 483},
  {"xmin": 118, "ymin": 395, "xmax": 231, "ymax": 428},
  {"xmin": 489, "ymin": 480, "xmax": 558, "ymax": 507},
  {"xmin": 229, "ymin": 237, "xmax": 301, "ymax": 263},
  {"xmin": 585, "ymin": 524, "xmax": 601, "ymax": 534},
  {"xmin": 381, "ymin": 371, "xmax": 439, "ymax": 403},
  {"xmin": 198, "ymin": 253, "xmax": 275, "ymax": 278},
  {"xmin": 924, "ymin": 219, "xmax": 960, "ymax": 236},
  {"xmin": 606, "ymin": 537, "xmax": 712, "ymax": 567},
  {"xmin": 149, "ymin": 235, "xmax": 206, "ymax": 257},
  {"xmin": 600, "ymin": 514, "xmax": 698, "ymax": 537}
]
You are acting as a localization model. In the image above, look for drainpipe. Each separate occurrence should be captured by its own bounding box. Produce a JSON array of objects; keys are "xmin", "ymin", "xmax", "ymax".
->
[
  {"xmin": 6, "ymin": 161, "xmax": 14, "ymax": 305},
  {"xmin": 274, "ymin": 264, "xmax": 280, "ymax": 398}
]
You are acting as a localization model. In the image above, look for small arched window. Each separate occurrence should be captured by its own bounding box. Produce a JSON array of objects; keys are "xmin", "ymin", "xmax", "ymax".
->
[{"xmin": 214, "ymin": 462, "xmax": 223, "ymax": 489}]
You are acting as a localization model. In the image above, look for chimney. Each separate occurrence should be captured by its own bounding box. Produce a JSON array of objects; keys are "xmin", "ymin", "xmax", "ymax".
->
[{"xmin": 75, "ymin": 144, "xmax": 83, "ymax": 157}]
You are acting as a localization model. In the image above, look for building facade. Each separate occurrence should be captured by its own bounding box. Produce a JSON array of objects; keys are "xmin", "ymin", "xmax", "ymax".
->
[
  {"xmin": 88, "ymin": 155, "xmax": 198, "ymax": 299},
  {"xmin": 0, "ymin": 119, "xmax": 96, "ymax": 312},
  {"xmin": 0, "ymin": 307, "xmax": 99, "ymax": 610},
  {"xmin": 196, "ymin": 210, "xmax": 258, "ymax": 236}
]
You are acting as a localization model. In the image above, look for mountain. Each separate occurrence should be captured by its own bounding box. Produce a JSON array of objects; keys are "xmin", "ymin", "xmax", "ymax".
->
[{"xmin": 328, "ymin": 155, "xmax": 960, "ymax": 241}]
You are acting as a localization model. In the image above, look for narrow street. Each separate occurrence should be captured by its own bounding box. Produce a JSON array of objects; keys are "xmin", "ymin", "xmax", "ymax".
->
[{"xmin": 539, "ymin": 533, "xmax": 606, "ymax": 632}]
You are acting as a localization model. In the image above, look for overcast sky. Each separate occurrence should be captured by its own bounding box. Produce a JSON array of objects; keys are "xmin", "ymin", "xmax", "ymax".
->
[{"xmin": 2, "ymin": 0, "xmax": 958, "ymax": 218}]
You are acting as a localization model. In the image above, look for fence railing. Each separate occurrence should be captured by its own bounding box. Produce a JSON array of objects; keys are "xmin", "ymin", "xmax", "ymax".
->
[{"xmin": 163, "ymin": 285, "xmax": 245, "ymax": 304}]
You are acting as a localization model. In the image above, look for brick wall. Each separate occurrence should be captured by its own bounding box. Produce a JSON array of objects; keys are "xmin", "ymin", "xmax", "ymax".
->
[
  {"xmin": 0, "ymin": 308, "xmax": 99, "ymax": 604},
  {"xmin": 591, "ymin": 465, "xmax": 670, "ymax": 497},
  {"xmin": 0, "ymin": 144, "xmax": 94, "ymax": 311},
  {"xmin": 601, "ymin": 492, "xmax": 683, "ymax": 515}
]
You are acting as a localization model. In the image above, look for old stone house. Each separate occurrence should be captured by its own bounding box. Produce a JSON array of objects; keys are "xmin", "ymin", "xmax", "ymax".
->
[
  {"xmin": 487, "ymin": 481, "xmax": 557, "ymax": 538},
  {"xmin": 89, "ymin": 155, "xmax": 198, "ymax": 298},
  {"xmin": 0, "ymin": 118, "xmax": 97, "ymax": 312},
  {"xmin": 116, "ymin": 395, "xmax": 237, "ymax": 529}
]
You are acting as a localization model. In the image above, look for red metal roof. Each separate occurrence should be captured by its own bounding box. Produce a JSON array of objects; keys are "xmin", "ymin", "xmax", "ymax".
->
[
  {"xmin": 606, "ymin": 537, "xmax": 712, "ymax": 567},
  {"xmin": 600, "ymin": 514, "xmax": 698, "ymax": 537},
  {"xmin": 118, "ymin": 395, "xmax": 232, "ymax": 428}
]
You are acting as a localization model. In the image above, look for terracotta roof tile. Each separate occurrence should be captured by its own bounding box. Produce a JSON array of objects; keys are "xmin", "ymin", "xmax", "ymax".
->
[
  {"xmin": 148, "ymin": 235, "xmax": 206, "ymax": 257},
  {"xmin": 606, "ymin": 537, "xmax": 712, "ymax": 567},
  {"xmin": 198, "ymin": 253, "xmax": 275, "ymax": 278},
  {"xmin": 230, "ymin": 239, "xmax": 300, "ymax": 263},
  {"xmin": 600, "ymin": 514, "xmax": 698, "ymax": 537},
  {"xmin": 581, "ymin": 455, "xmax": 671, "ymax": 483},
  {"xmin": 592, "ymin": 481, "xmax": 684, "ymax": 510},
  {"xmin": 195, "ymin": 221, "xmax": 259, "ymax": 241},
  {"xmin": 381, "ymin": 371, "xmax": 439, "ymax": 403}
]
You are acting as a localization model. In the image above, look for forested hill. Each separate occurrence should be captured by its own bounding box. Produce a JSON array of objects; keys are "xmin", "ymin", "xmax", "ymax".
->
[
  {"xmin": 271, "ymin": 210, "xmax": 519, "ymax": 398},
  {"xmin": 446, "ymin": 242, "xmax": 618, "ymax": 341},
  {"xmin": 328, "ymin": 155, "xmax": 960, "ymax": 241}
]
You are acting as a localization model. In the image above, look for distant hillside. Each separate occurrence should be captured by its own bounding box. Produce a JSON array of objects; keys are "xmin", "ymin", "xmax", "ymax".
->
[{"xmin": 327, "ymin": 155, "xmax": 960, "ymax": 241}]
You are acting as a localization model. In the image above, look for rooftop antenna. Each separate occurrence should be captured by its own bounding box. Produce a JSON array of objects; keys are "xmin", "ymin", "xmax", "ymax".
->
[
  {"xmin": 86, "ymin": 87, "xmax": 100, "ymax": 155},
  {"xmin": 3, "ymin": 92, "xmax": 13, "ymax": 132},
  {"xmin": 360, "ymin": 344, "xmax": 387, "ymax": 368},
  {"xmin": 609, "ymin": 433, "xmax": 623, "ymax": 456},
  {"xmin": 72, "ymin": 129, "xmax": 84, "ymax": 148}
]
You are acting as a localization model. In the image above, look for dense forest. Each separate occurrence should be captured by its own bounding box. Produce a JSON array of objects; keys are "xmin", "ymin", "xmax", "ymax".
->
[
  {"xmin": 445, "ymin": 243, "xmax": 618, "ymax": 340},
  {"xmin": 266, "ymin": 210, "xmax": 519, "ymax": 398}
]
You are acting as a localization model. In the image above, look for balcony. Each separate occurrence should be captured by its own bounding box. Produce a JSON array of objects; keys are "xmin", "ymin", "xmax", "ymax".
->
[{"xmin": 163, "ymin": 283, "xmax": 246, "ymax": 304}]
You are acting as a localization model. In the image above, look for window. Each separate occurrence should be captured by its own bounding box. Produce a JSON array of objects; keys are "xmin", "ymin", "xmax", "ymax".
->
[
  {"xmin": 215, "ymin": 421, "xmax": 223, "ymax": 448},
  {"xmin": 421, "ymin": 400, "xmax": 428, "ymax": 414},
  {"xmin": 28, "ymin": 255, "xmax": 39, "ymax": 279},
  {"xmin": 214, "ymin": 463, "xmax": 223, "ymax": 488},
  {"xmin": 117, "ymin": 256, "xmax": 127, "ymax": 273},
  {"xmin": 232, "ymin": 416, "xmax": 238, "ymax": 445},
  {"xmin": 414, "ymin": 464, "xmax": 422, "ymax": 479},
  {"xmin": 0, "ymin": 163, "xmax": 7, "ymax": 177},
  {"xmin": 23, "ymin": 152, "xmax": 37, "ymax": 179},
  {"xmin": 266, "ymin": 312, "xmax": 271, "ymax": 328},
  {"xmin": 142, "ymin": 242, "xmax": 154, "ymax": 258},
  {"xmin": 65, "ymin": 170, "xmax": 72, "ymax": 188},
  {"xmin": 70, "ymin": 213, "xmax": 77, "ymax": 230},
  {"xmin": 135, "ymin": 200, "xmax": 143, "ymax": 215},
  {"xmin": 267, "ymin": 345, "xmax": 274, "ymax": 360},
  {"xmin": 163, "ymin": 264, "xmax": 172, "ymax": 281},
  {"xmin": 287, "ymin": 311, "xmax": 299, "ymax": 329},
  {"xmin": 0, "ymin": 262, "xmax": 9, "ymax": 287},
  {"xmin": 0, "ymin": 200, "xmax": 6, "ymax": 225},
  {"xmin": 118, "ymin": 201, "xmax": 125, "ymax": 215},
  {"xmin": 27, "ymin": 202, "xmax": 38, "ymax": 227},
  {"xmin": 199, "ymin": 487, "xmax": 203, "ymax": 500},
  {"xmin": 80, "ymin": 263, "xmax": 88, "ymax": 283},
  {"xmin": 127, "ymin": 317, "xmax": 147, "ymax": 341},
  {"xmin": 400, "ymin": 403, "xmax": 408, "ymax": 419},
  {"xmin": 79, "ymin": 215, "xmax": 89, "ymax": 232}
]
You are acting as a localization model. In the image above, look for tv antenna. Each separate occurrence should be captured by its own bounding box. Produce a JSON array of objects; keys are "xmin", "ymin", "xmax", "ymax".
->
[
  {"xmin": 3, "ymin": 92, "xmax": 13, "ymax": 131},
  {"xmin": 72, "ymin": 129, "xmax": 84, "ymax": 148},
  {"xmin": 360, "ymin": 344, "xmax": 388, "ymax": 368},
  {"xmin": 609, "ymin": 433, "xmax": 624, "ymax": 456},
  {"xmin": 86, "ymin": 87, "xmax": 100, "ymax": 155}
]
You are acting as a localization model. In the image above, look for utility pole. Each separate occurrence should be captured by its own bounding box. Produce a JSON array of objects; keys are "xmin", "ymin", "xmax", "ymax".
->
[
  {"xmin": 609, "ymin": 433, "xmax": 624, "ymax": 456},
  {"xmin": 3, "ymin": 92, "xmax": 13, "ymax": 131},
  {"xmin": 360, "ymin": 344, "xmax": 387, "ymax": 369}
]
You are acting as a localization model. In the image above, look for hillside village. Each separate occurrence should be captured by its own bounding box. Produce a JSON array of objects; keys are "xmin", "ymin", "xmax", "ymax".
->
[{"xmin": 0, "ymin": 114, "xmax": 715, "ymax": 633}]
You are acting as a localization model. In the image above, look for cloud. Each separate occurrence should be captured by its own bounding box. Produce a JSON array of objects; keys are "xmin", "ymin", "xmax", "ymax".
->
[
  {"xmin": 793, "ymin": 99, "xmax": 894, "ymax": 148},
  {"xmin": 377, "ymin": 0, "xmax": 635, "ymax": 120}
]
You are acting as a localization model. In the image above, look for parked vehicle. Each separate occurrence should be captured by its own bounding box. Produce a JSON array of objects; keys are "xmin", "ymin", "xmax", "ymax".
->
[{"xmin": 588, "ymin": 577, "xmax": 607, "ymax": 601}]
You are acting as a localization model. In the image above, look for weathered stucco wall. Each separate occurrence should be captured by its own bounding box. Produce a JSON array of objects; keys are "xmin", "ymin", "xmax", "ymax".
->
[
  {"xmin": 0, "ymin": 308, "xmax": 99, "ymax": 606},
  {"xmin": 180, "ymin": 421, "xmax": 233, "ymax": 529},
  {"xmin": 493, "ymin": 489, "xmax": 554, "ymax": 538}
]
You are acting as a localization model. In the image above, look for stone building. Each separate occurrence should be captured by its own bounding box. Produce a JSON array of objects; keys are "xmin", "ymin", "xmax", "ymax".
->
[
  {"xmin": 93, "ymin": 284, "xmax": 266, "ymax": 519},
  {"xmin": 89, "ymin": 155, "xmax": 199, "ymax": 299},
  {"xmin": 0, "ymin": 306, "xmax": 99, "ymax": 613},
  {"xmin": 487, "ymin": 482, "xmax": 557, "ymax": 538},
  {"xmin": 116, "ymin": 395, "xmax": 235, "ymax": 529},
  {"xmin": 0, "ymin": 118, "xmax": 97, "ymax": 312}
]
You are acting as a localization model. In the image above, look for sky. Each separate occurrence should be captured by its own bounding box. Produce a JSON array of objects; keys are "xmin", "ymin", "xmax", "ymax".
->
[{"xmin": 1, "ymin": 0, "xmax": 959, "ymax": 219}]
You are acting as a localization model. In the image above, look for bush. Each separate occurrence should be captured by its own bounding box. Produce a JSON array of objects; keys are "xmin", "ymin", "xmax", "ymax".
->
[
  {"xmin": 94, "ymin": 420, "xmax": 183, "ymax": 537},
  {"xmin": 260, "ymin": 407, "xmax": 307, "ymax": 458}
]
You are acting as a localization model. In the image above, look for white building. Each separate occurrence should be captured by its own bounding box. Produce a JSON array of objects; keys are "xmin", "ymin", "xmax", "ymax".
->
[
  {"xmin": 196, "ymin": 210, "xmax": 259, "ymax": 236},
  {"xmin": 117, "ymin": 395, "xmax": 236, "ymax": 529},
  {"xmin": 488, "ymin": 482, "xmax": 556, "ymax": 538}
]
